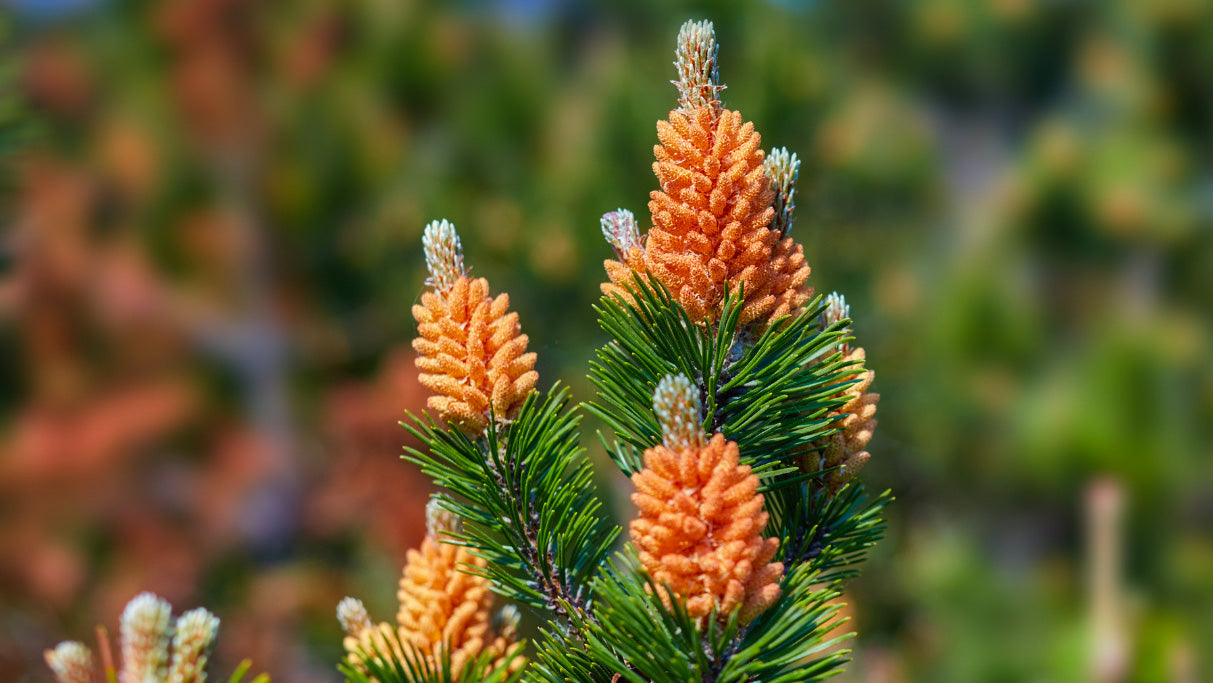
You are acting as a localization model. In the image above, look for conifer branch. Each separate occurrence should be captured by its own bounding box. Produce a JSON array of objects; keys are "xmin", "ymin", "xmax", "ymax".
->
[
  {"xmin": 403, "ymin": 385, "xmax": 619, "ymax": 627},
  {"xmin": 529, "ymin": 554, "xmax": 851, "ymax": 683},
  {"xmin": 359, "ymin": 20, "xmax": 884, "ymax": 683},
  {"xmin": 769, "ymin": 482, "xmax": 890, "ymax": 582},
  {"xmin": 589, "ymin": 277, "xmax": 853, "ymax": 481}
]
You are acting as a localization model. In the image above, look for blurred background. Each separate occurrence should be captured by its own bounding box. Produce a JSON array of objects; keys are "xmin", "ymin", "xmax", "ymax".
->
[{"xmin": 1, "ymin": 0, "xmax": 1210, "ymax": 681}]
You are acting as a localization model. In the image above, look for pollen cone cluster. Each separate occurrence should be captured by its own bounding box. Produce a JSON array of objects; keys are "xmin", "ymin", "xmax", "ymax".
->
[
  {"xmin": 45, "ymin": 593, "xmax": 222, "ymax": 683},
  {"xmin": 810, "ymin": 293, "xmax": 879, "ymax": 491},
  {"xmin": 632, "ymin": 433, "xmax": 784, "ymax": 624},
  {"xmin": 44, "ymin": 642, "xmax": 94, "ymax": 683},
  {"xmin": 764, "ymin": 148, "xmax": 814, "ymax": 320},
  {"xmin": 629, "ymin": 375, "xmax": 783, "ymax": 625},
  {"xmin": 644, "ymin": 106, "xmax": 778, "ymax": 324},
  {"xmin": 767, "ymin": 234, "xmax": 813, "ymax": 321},
  {"xmin": 412, "ymin": 220, "xmax": 538, "ymax": 435},
  {"xmin": 600, "ymin": 209, "xmax": 647, "ymax": 304},
  {"xmin": 339, "ymin": 502, "xmax": 523, "ymax": 680},
  {"xmin": 822, "ymin": 346, "xmax": 878, "ymax": 491},
  {"xmin": 600, "ymin": 22, "xmax": 813, "ymax": 327}
]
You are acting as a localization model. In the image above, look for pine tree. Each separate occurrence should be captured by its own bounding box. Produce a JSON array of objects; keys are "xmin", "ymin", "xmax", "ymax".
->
[{"xmin": 337, "ymin": 20, "xmax": 890, "ymax": 683}]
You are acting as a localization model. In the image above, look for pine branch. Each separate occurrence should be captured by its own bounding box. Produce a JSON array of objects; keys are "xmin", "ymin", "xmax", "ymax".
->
[
  {"xmin": 585, "ymin": 276, "xmax": 890, "ymax": 679},
  {"xmin": 588, "ymin": 276, "xmax": 854, "ymax": 483},
  {"xmin": 525, "ymin": 632, "xmax": 619, "ymax": 683},
  {"xmin": 767, "ymin": 482, "xmax": 891, "ymax": 585},
  {"xmin": 529, "ymin": 553, "xmax": 850, "ymax": 683},
  {"xmin": 717, "ymin": 563, "xmax": 852, "ymax": 682},
  {"xmin": 403, "ymin": 384, "xmax": 620, "ymax": 625}
]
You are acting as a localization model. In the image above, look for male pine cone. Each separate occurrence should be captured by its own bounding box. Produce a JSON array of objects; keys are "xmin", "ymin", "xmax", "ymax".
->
[
  {"xmin": 645, "ymin": 106, "xmax": 780, "ymax": 324},
  {"xmin": 339, "ymin": 503, "xmax": 523, "ymax": 679},
  {"xmin": 602, "ymin": 21, "xmax": 813, "ymax": 327},
  {"xmin": 412, "ymin": 220, "xmax": 538, "ymax": 435},
  {"xmin": 823, "ymin": 346, "xmax": 878, "ymax": 490},
  {"xmin": 810, "ymin": 294, "xmax": 879, "ymax": 490},
  {"xmin": 631, "ymin": 433, "xmax": 784, "ymax": 624}
]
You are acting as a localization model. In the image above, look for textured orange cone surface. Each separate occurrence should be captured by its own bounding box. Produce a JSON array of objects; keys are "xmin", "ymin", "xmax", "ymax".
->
[
  {"xmin": 630, "ymin": 433, "xmax": 783, "ymax": 624},
  {"xmin": 341, "ymin": 534, "xmax": 521, "ymax": 678},
  {"xmin": 412, "ymin": 275, "xmax": 538, "ymax": 434},
  {"xmin": 767, "ymin": 235, "xmax": 813, "ymax": 323},
  {"xmin": 396, "ymin": 535, "xmax": 519, "ymax": 677},
  {"xmin": 601, "ymin": 244, "xmax": 647, "ymax": 302},
  {"xmin": 823, "ymin": 347, "xmax": 878, "ymax": 490},
  {"xmin": 645, "ymin": 107, "xmax": 779, "ymax": 324}
]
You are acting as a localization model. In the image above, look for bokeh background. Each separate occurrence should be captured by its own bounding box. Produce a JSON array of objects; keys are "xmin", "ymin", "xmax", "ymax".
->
[{"xmin": 2, "ymin": 0, "xmax": 1211, "ymax": 681}]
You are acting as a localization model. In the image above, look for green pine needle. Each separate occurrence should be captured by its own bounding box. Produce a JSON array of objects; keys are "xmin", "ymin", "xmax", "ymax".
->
[
  {"xmin": 339, "ymin": 630, "xmax": 524, "ymax": 683},
  {"xmin": 528, "ymin": 551, "xmax": 852, "ymax": 683},
  {"xmin": 588, "ymin": 276, "xmax": 857, "ymax": 484},
  {"xmin": 225, "ymin": 659, "xmax": 269, "ymax": 683},
  {"xmin": 402, "ymin": 384, "xmax": 620, "ymax": 621},
  {"xmin": 770, "ymin": 483, "xmax": 892, "ymax": 586}
]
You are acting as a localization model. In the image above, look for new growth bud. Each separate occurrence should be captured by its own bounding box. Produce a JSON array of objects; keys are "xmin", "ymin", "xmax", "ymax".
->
[
  {"xmin": 822, "ymin": 292, "xmax": 851, "ymax": 355},
  {"xmin": 425, "ymin": 498, "xmax": 462, "ymax": 537},
  {"xmin": 673, "ymin": 20, "xmax": 723, "ymax": 115},
  {"xmin": 45, "ymin": 642, "xmax": 95, "ymax": 683},
  {"xmin": 600, "ymin": 209, "xmax": 642, "ymax": 257},
  {"xmin": 120, "ymin": 592, "xmax": 173, "ymax": 683},
  {"xmin": 167, "ymin": 608, "xmax": 219, "ymax": 683},
  {"xmin": 764, "ymin": 147, "xmax": 800, "ymax": 237},
  {"xmin": 494, "ymin": 604, "xmax": 521, "ymax": 641},
  {"xmin": 653, "ymin": 374, "xmax": 704, "ymax": 451},
  {"xmin": 422, "ymin": 219, "xmax": 466, "ymax": 293},
  {"xmin": 337, "ymin": 597, "xmax": 372, "ymax": 637}
]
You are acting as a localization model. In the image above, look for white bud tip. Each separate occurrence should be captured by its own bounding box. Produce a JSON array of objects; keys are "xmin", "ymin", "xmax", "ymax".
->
[
  {"xmin": 337, "ymin": 597, "xmax": 372, "ymax": 637},
  {"xmin": 600, "ymin": 209, "xmax": 641, "ymax": 256},
  {"xmin": 425, "ymin": 498, "xmax": 462, "ymax": 537},
  {"xmin": 173, "ymin": 607, "xmax": 219, "ymax": 652},
  {"xmin": 45, "ymin": 641, "xmax": 94, "ymax": 683},
  {"xmin": 653, "ymin": 373, "xmax": 704, "ymax": 451},
  {"xmin": 166, "ymin": 608, "xmax": 219, "ymax": 683},
  {"xmin": 765, "ymin": 147, "xmax": 801, "ymax": 236},
  {"xmin": 120, "ymin": 592, "xmax": 174, "ymax": 682},
  {"xmin": 822, "ymin": 292, "xmax": 852, "ymax": 354},
  {"xmin": 121, "ymin": 591, "xmax": 173, "ymax": 633},
  {"xmin": 674, "ymin": 20, "xmax": 723, "ymax": 113},
  {"xmin": 823, "ymin": 292, "xmax": 850, "ymax": 327},
  {"xmin": 422, "ymin": 219, "xmax": 466, "ymax": 292},
  {"xmin": 495, "ymin": 604, "xmax": 521, "ymax": 638},
  {"xmin": 765, "ymin": 147, "xmax": 800, "ymax": 195}
]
